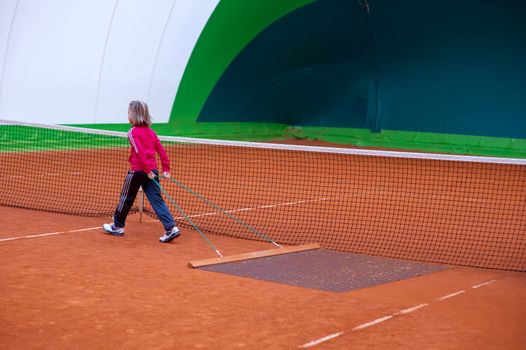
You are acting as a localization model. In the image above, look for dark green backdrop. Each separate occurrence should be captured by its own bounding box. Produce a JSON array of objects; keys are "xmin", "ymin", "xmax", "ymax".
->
[{"xmin": 199, "ymin": 0, "xmax": 526, "ymax": 139}]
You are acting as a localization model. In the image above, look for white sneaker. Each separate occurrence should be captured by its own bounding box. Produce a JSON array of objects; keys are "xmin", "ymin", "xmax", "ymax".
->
[
  {"xmin": 102, "ymin": 223, "xmax": 125, "ymax": 236},
  {"xmin": 160, "ymin": 227, "xmax": 181, "ymax": 243}
]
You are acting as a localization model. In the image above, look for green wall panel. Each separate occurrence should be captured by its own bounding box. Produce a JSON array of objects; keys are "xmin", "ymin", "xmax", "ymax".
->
[
  {"xmin": 161, "ymin": 0, "xmax": 525, "ymax": 157},
  {"xmin": 198, "ymin": 0, "xmax": 375, "ymax": 128},
  {"xmin": 168, "ymin": 0, "xmax": 314, "ymax": 130}
]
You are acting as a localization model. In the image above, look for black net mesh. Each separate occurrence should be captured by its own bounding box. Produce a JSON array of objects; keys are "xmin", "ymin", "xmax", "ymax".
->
[{"xmin": 1, "ymin": 120, "xmax": 525, "ymax": 271}]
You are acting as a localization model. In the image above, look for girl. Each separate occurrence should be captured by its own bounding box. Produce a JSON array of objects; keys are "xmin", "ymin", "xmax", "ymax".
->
[{"xmin": 102, "ymin": 100, "xmax": 180, "ymax": 243}]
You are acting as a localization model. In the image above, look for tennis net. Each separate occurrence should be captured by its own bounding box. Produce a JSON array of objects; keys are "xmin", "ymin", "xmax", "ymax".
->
[{"xmin": 1, "ymin": 119, "xmax": 525, "ymax": 271}]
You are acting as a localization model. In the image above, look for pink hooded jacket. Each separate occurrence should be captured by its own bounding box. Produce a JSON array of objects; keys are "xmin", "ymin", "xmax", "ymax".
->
[{"xmin": 127, "ymin": 126, "xmax": 170, "ymax": 174}]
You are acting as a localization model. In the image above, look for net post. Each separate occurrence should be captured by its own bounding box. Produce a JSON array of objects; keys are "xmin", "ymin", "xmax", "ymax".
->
[{"xmin": 138, "ymin": 187, "xmax": 144, "ymax": 223}]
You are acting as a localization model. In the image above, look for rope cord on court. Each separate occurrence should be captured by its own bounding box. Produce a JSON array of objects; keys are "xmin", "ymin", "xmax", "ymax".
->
[
  {"xmin": 165, "ymin": 176, "xmax": 281, "ymax": 248},
  {"xmin": 152, "ymin": 178, "xmax": 223, "ymax": 257}
]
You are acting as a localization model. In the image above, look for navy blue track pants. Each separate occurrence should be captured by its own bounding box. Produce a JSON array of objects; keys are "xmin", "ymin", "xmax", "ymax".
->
[{"xmin": 113, "ymin": 170, "xmax": 175, "ymax": 231}]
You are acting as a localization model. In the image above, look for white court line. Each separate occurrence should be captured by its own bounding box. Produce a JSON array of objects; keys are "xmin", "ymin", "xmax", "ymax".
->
[
  {"xmin": 472, "ymin": 280, "xmax": 497, "ymax": 289},
  {"xmin": 2, "ymin": 195, "xmax": 343, "ymax": 239},
  {"xmin": 13, "ymin": 172, "xmax": 82, "ymax": 180},
  {"xmin": 131, "ymin": 191, "xmax": 360, "ymax": 224},
  {"xmin": 298, "ymin": 280, "xmax": 498, "ymax": 348},
  {"xmin": 352, "ymin": 315, "xmax": 394, "ymax": 331},
  {"xmin": 0, "ymin": 227, "xmax": 100, "ymax": 242},
  {"xmin": 395, "ymin": 303, "xmax": 429, "ymax": 315},
  {"xmin": 166, "ymin": 196, "xmax": 342, "ymax": 221},
  {"xmin": 436, "ymin": 290, "xmax": 465, "ymax": 301},
  {"xmin": 299, "ymin": 332, "xmax": 345, "ymax": 348}
]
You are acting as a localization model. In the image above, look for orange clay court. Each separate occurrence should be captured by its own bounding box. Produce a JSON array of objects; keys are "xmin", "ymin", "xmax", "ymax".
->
[
  {"xmin": 0, "ymin": 137, "xmax": 525, "ymax": 350},
  {"xmin": 1, "ymin": 206, "xmax": 525, "ymax": 349}
]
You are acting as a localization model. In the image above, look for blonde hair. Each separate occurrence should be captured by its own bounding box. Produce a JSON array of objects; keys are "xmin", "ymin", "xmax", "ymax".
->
[{"xmin": 128, "ymin": 100, "xmax": 152, "ymax": 126}]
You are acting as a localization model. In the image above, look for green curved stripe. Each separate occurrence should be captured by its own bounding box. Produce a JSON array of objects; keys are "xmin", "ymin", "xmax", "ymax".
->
[{"xmin": 168, "ymin": 0, "xmax": 314, "ymax": 128}]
